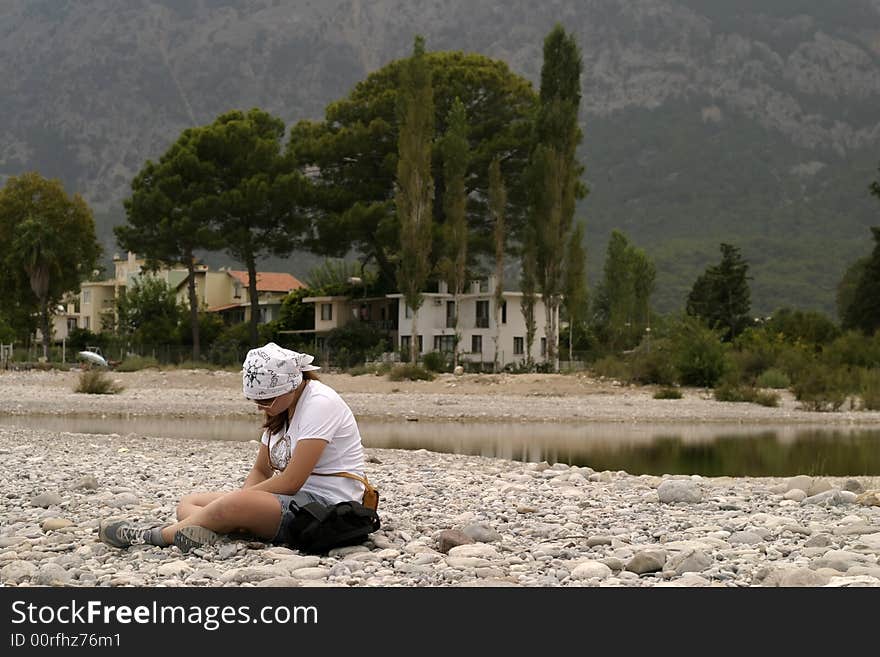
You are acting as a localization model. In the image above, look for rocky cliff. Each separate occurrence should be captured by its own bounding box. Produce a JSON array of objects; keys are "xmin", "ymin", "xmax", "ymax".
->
[{"xmin": 2, "ymin": 0, "xmax": 879, "ymax": 312}]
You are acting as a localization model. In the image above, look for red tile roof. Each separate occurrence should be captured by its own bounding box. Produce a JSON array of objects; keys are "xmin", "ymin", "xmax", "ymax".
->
[{"xmin": 227, "ymin": 271, "xmax": 305, "ymax": 292}]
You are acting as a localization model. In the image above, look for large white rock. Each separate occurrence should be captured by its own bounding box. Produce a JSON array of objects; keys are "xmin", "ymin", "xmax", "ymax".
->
[
  {"xmin": 447, "ymin": 544, "xmax": 501, "ymax": 560},
  {"xmin": 657, "ymin": 480, "xmax": 702, "ymax": 504},
  {"xmin": 570, "ymin": 561, "xmax": 612, "ymax": 581}
]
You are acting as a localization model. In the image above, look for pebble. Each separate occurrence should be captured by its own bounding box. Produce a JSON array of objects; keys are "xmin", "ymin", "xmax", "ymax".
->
[
  {"xmin": 657, "ymin": 480, "xmax": 702, "ymax": 504},
  {"xmin": 0, "ymin": 426, "xmax": 878, "ymax": 588}
]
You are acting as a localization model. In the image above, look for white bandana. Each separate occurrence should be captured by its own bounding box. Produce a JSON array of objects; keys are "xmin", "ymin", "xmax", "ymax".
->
[{"xmin": 241, "ymin": 342, "xmax": 320, "ymax": 400}]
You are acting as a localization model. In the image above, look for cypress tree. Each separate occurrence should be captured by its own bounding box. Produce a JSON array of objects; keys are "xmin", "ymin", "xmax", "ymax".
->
[
  {"xmin": 529, "ymin": 24, "xmax": 586, "ymax": 372},
  {"xmin": 395, "ymin": 36, "xmax": 435, "ymax": 363},
  {"xmin": 438, "ymin": 97, "xmax": 469, "ymax": 369},
  {"xmin": 489, "ymin": 156, "xmax": 507, "ymax": 372}
]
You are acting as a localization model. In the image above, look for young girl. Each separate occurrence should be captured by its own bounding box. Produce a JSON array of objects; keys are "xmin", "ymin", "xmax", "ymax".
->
[{"xmin": 100, "ymin": 342, "xmax": 367, "ymax": 552}]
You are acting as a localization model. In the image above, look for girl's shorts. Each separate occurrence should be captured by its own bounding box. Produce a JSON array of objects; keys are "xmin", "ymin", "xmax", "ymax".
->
[{"xmin": 272, "ymin": 491, "xmax": 332, "ymax": 544}]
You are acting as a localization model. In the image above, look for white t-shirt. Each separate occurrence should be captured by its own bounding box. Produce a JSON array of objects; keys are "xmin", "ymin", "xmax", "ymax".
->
[{"xmin": 260, "ymin": 379, "xmax": 365, "ymax": 504}]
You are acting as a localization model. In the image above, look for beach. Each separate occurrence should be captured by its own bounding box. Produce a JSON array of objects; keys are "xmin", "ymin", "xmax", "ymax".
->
[{"xmin": 1, "ymin": 367, "xmax": 879, "ymax": 587}]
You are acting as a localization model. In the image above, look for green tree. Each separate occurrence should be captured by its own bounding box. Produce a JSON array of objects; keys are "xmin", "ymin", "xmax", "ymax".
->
[
  {"xmin": 489, "ymin": 156, "xmax": 507, "ymax": 372},
  {"xmin": 593, "ymin": 230, "xmax": 655, "ymax": 351},
  {"xmin": 289, "ymin": 50, "xmax": 536, "ymax": 292},
  {"xmin": 563, "ymin": 221, "xmax": 588, "ymax": 362},
  {"xmin": 436, "ymin": 97, "xmax": 470, "ymax": 368},
  {"xmin": 529, "ymin": 24, "xmax": 587, "ymax": 372},
  {"xmin": 116, "ymin": 277, "xmax": 184, "ymax": 352},
  {"xmin": 842, "ymin": 226, "xmax": 880, "ymax": 335},
  {"xmin": 305, "ymin": 258, "xmax": 363, "ymax": 294},
  {"xmin": 837, "ymin": 256, "xmax": 868, "ymax": 324},
  {"xmin": 0, "ymin": 172, "xmax": 101, "ymax": 357},
  {"xmin": 199, "ymin": 108, "xmax": 308, "ymax": 345},
  {"xmin": 115, "ymin": 127, "xmax": 223, "ymax": 361},
  {"xmin": 395, "ymin": 36, "xmax": 435, "ymax": 364},
  {"xmin": 686, "ymin": 243, "xmax": 752, "ymax": 341}
]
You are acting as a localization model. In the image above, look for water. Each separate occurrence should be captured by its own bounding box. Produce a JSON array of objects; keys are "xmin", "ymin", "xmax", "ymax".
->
[{"xmin": 1, "ymin": 414, "xmax": 879, "ymax": 477}]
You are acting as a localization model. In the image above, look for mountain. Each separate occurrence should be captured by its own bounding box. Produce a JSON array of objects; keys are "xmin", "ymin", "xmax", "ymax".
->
[{"xmin": 1, "ymin": 0, "xmax": 879, "ymax": 315}]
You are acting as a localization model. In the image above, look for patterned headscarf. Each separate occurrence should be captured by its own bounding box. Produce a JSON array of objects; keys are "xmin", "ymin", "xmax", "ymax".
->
[{"xmin": 241, "ymin": 342, "xmax": 320, "ymax": 400}]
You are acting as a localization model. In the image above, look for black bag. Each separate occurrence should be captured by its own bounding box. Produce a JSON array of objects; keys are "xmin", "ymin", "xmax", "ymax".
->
[{"xmin": 286, "ymin": 500, "xmax": 381, "ymax": 554}]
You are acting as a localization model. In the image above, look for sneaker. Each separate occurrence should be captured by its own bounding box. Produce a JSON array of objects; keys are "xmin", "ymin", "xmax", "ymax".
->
[
  {"xmin": 99, "ymin": 519, "xmax": 149, "ymax": 548},
  {"xmin": 173, "ymin": 526, "xmax": 219, "ymax": 554}
]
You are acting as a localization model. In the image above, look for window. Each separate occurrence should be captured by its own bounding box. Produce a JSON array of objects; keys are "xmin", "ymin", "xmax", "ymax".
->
[
  {"xmin": 321, "ymin": 303, "xmax": 333, "ymax": 321},
  {"xmin": 82, "ymin": 290, "xmax": 91, "ymax": 305},
  {"xmin": 475, "ymin": 300, "xmax": 489, "ymax": 328},
  {"xmin": 233, "ymin": 282, "xmax": 242, "ymax": 299},
  {"xmin": 501, "ymin": 300, "xmax": 507, "ymax": 324},
  {"xmin": 446, "ymin": 300, "xmax": 456, "ymax": 328},
  {"xmin": 401, "ymin": 335, "xmax": 424, "ymax": 353},
  {"xmin": 471, "ymin": 335, "xmax": 482, "ymax": 354},
  {"xmin": 404, "ymin": 304, "xmax": 412, "ymax": 319},
  {"xmin": 84, "ymin": 317, "xmax": 91, "ymax": 330},
  {"xmin": 541, "ymin": 337, "xmax": 547, "ymax": 356},
  {"xmin": 67, "ymin": 318, "xmax": 78, "ymax": 332},
  {"xmin": 433, "ymin": 335, "xmax": 456, "ymax": 353},
  {"xmin": 513, "ymin": 337, "xmax": 524, "ymax": 355}
]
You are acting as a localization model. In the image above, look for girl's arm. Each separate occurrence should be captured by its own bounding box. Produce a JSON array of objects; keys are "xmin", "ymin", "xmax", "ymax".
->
[
  {"xmin": 241, "ymin": 444, "xmax": 274, "ymax": 489},
  {"xmin": 248, "ymin": 438, "xmax": 327, "ymax": 495}
]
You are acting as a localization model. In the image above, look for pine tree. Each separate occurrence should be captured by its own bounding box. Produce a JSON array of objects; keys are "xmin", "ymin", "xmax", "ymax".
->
[
  {"xmin": 686, "ymin": 243, "xmax": 751, "ymax": 341},
  {"xmin": 395, "ymin": 36, "xmax": 435, "ymax": 364}
]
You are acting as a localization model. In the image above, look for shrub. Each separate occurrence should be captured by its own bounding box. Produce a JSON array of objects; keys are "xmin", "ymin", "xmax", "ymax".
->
[
  {"xmin": 859, "ymin": 369, "xmax": 880, "ymax": 411},
  {"xmin": 67, "ymin": 327, "xmax": 109, "ymax": 353},
  {"xmin": 671, "ymin": 316, "xmax": 726, "ymax": 387},
  {"xmin": 653, "ymin": 387, "xmax": 682, "ymax": 399},
  {"xmin": 591, "ymin": 355, "xmax": 630, "ymax": 382},
  {"xmin": 628, "ymin": 338, "xmax": 677, "ymax": 385},
  {"xmin": 388, "ymin": 364, "xmax": 435, "ymax": 381},
  {"xmin": 756, "ymin": 368, "xmax": 791, "ymax": 389},
  {"xmin": 754, "ymin": 390, "xmax": 780, "ymax": 407},
  {"xmin": 114, "ymin": 355, "xmax": 160, "ymax": 372},
  {"xmin": 348, "ymin": 362, "xmax": 393, "ymax": 377},
  {"xmin": 823, "ymin": 331, "xmax": 880, "ymax": 369},
  {"xmin": 422, "ymin": 350, "xmax": 451, "ymax": 373},
  {"xmin": 764, "ymin": 308, "xmax": 841, "ymax": 346},
  {"xmin": 791, "ymin": 363, "xmax": 849, "ymax": 412},
  {"xmin": 730, "ymin": 327, "xmax": 785, "ymax": 381},
  {"xmin": 325, "ymin": 322, "xmax": 389, "ymax": 369},
  {"xmin": 173, "ymin": 360, "xmax": 213, "ymax": 370},
  {"xmin": 75, "ymin": 370, "xmax": 124, "ymax": 394},
  {"xmin": 208, "ymin": 322, "xmax": 251, "ymax": 366},
  {"xmin": 714, "ymin": 383, "xmax": 756, "ymax": 403}
]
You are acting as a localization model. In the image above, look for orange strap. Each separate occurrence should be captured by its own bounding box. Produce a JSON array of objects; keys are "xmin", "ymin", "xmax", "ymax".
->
[{"xmin": 313, "ymin": 471, "xmax": 375, "ymax": 492}]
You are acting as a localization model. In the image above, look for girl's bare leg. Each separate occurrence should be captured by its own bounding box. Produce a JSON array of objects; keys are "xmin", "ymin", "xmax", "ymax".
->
[
  {"xmin": 160, "ymin": 489, "xmax": 282, "ymax": 545},
  {"xmin": 175, "ymin": 492, "xmax": 226, "ymax": 521}
]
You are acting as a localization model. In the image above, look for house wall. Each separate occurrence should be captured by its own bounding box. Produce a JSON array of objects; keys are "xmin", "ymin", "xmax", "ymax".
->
[
  {"xmin": 79, "ymin": 283, "xmax": 116, "ymax": 333},
  {"xmin": 396, "ymin": 293, "xmax": 551, "ymax": 367}
]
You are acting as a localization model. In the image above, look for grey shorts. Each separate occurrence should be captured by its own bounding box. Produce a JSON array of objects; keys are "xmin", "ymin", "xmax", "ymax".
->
[{"xmin": 272, "ymin": 491, "xmax": 332, "ymax": 544}]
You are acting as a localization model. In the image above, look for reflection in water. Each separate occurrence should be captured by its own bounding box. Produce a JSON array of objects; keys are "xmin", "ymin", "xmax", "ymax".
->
[{"xmin": 1, "ymin": 415, "xmax": 878, "ymax": 476}]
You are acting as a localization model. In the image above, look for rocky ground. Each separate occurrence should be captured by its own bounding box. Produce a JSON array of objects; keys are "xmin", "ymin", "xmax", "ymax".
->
[
  {"xmin": 1, "ymin": 367, "xmax": 879, "ymax": 587},
  {"xmin": 4, "ymin": 367, "xmax": 880, "ymax": 424}
]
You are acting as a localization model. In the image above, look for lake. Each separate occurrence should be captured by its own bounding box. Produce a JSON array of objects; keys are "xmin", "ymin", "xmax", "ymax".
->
[{"xmin": 2, "ymin": 414, "xmax": 878, "ymax": 477}]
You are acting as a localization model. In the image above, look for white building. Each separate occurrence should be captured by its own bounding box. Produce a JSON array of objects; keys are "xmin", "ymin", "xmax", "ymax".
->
[{"xmin": 389, "ymin": 276, "xmax": 556, "ymax": 368}]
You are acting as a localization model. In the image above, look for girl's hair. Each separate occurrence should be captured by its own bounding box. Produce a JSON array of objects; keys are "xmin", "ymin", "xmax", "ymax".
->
[{"xmin": 262, "ymin": 370, "xmax": 320, "ymax": 436}]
